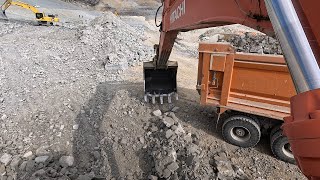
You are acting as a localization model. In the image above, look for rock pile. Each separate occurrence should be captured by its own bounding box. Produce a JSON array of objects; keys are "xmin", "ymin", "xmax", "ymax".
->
[
  {"xmin": 200, "ymin": 32, "xmax": 282, "ymax": 55},
  {"xmin": 79, "ymin": 12, "xmax": 153, "ymax": 81},
  {"xmin": 144, "ymin": 110, "xmax": 249, "ymax": 180},
  {"xmin": 0, "ymin": 147, "xmax": 97, "ymax": 180},
  {"xmin": 217, "ymin": 33, "xmax": 282, "ymax": 55}
]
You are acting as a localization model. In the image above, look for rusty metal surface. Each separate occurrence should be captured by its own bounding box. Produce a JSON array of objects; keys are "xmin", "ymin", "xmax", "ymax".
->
[
  {"xmin": 198, "ymin": 43, "xmax": 296, "ymax": 120},
  {"xmin": 156, "ymin": 0, "xmax": 274, "ymax": 69}
]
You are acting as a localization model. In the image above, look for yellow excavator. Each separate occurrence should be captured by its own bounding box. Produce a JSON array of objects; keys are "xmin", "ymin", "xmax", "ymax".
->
[{"xmin": 1, "ymin": 0, "xmax": 59, "ymax": 25}]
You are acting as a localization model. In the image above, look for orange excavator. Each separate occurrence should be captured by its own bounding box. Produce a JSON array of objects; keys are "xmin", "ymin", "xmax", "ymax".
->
[{"xmin": 144, "ymin": 0, "xmax": 320, "ymax": 179}]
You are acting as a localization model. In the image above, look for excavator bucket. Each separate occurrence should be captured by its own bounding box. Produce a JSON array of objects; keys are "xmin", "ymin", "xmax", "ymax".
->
[
  {"xmin": 0, "ymin": 10, "xmax": 8, "ymax": 19},
  {"xmin": 143, "ymin": 61, "xmax": 178, "ymax": 104}
]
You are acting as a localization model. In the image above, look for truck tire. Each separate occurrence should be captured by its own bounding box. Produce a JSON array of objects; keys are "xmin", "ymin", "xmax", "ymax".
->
[
  {"xmin": 222, "ymin": 115, "xmax": 261, "ymax": 148},
  {"xmin": 270, "ymin": 130, "xmax": 295, "ymax": 164},
  {"xmin": 270, "ymin": 124, "xmax": 282, "ymax": 139}
]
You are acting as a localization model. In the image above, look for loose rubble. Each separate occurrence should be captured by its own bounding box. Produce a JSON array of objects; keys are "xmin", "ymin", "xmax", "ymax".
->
[
  {"xmin": 79, "ymin": 12, "xmax": 153, "ymax": 81},
  {"xmin": 199, "ymin": 25, "xmax": 282, "ymax": 55},
  {"xmin": 144, "ymin": 110, "xmax": 249, "ymax": 180},
  {"xmin": 216, "ymin": 33, "xmax": 282, "ymax": 54}
]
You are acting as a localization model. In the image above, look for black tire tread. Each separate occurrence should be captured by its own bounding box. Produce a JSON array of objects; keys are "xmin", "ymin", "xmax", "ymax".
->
[
  {"xmin": 270, "ymin": 124, "xmax": 282, "ymax": 139},
  {"xmin": 222, "ymin": 115, "xmax": 261, "ymax": 148},
  {"xmin": 270, "ymin": 129, "xmax": 296, "ymax": 164}
]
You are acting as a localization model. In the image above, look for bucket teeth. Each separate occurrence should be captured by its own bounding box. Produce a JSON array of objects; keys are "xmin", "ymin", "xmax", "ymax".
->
[
  {"xmin": 144, "ymin": 95, "xmax": 148, "ymax": 103},
  {"xmin": 144, "ymin": 93, "xmax": 178, "ymax": 104},
  {"xmin": 160, "ymin": 95, "xmax": 164, "ymax": 105},
  {"xmin": 168, "ymin": 94, "xmax": 172, "ymax": 104},
  {"xmin": 152, "ymin": 95, "xmax": 156, "ymax": 104}
]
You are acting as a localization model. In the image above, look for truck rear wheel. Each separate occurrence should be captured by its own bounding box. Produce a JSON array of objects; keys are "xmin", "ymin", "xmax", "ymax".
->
[
  {"xmin": 270, "ymin": 129, "xmax": 295, "ymax": 164},
  {"xmin": 222, "ymin": 115, "xmax": 261, "ymax": 148},
  {"xmin": 270, "ymin": 124, "xmax": 282, "ymax": 139}
]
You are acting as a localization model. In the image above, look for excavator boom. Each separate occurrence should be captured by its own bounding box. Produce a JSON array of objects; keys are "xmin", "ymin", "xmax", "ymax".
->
[
  {"xmin": 144, "ymin": 0, "xmax": 274, "ymax": 103},
  {"xmin": 145, "ymin": 0, "xmax": 320, "ymax": 178}
]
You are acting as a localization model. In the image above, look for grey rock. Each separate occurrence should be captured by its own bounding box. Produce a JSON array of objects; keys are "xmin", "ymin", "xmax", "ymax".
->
[
  {"xmin": 19, "ymin": 161, "xmax": 27, "ymax": 171},
  {"xmin": 23, "ymin": 151, "xmax": 33, "ymax": 159},
  {"xmin": 150, "ymin": 125, "xmax": 158, "ymax": 132},
  {"xmin": 174, "ymin": 124, "xmax": 185, "ymax": 134},
  {"xmin": 1, "ymin": 114, "xmax": 7, "ymax": 120},
  {"xmin": 0, "ymin": 153, "xmax": 12, "ymax": 166},
  {"xmin": 187, "ymin": 144, "xmax": 200, "ymax": 155},
  {"xmin": 10, "ymin": 157, "xmax": 21, "ymax": 170},
  {"xmin": 171, "ymin": 107, "xmax": 180, "ymax": 112},
  {"xmin": 138, "ymin": 137, "xmax": 145, "ymax": 144},
  {"xmin": 171, "ymin": 125, "xmax": 178, "ymax": 131},
  {"xmin": 25, "ymin": 160, "xmax": 35, "ymax": 171},
  {"xmin": 165, "ymin": 129, "xmax": 174, "ymax": 139},
  {"xmin": 76, "ymin": 175, "xmax": 91, "ymax": 180},
  {"xmin": 59, "ymin": 156, "xmax": 74, "ymax": 167},
  {"xmin": 168, "ymin": 112, "xmax": 179, "ymax": 122},
  {"xmin": 162, "ymin": 168, "xmax": 171, "ymax": 178},
  {"xmin": 35, "ymin": 156, "xmax": 49, "ymax": 163},
  {"xmin": 184, "ymin": 133, "xmax": 192, "ymax": 143},
  {"xmin": 167, "ymin": 162, "xmax": 179, "ymax": 172},
  {"xmin": 215, "ymin": 159, "xmax": 235, "ymax": 177},
  {"xmin": 148, "ymin": 175, "xmax": 158, "ymax": 180},
  {"xmin": 35, "ymin": 146, "xmax": 50, "ymax": 156},
  {"xmin": 58, "ymin": 176, "xmax": 71, "ymax": 180},
  {"xmin": 32, "ymin": 169, "xmax": 46, "ymax": 177},
  {"xmin": 60, "ymin": 167, "xmax": 68, "ymax": 174},
  {"xmin": 162, "ymin": 117, "xmax": 175, "ymax": 127},
  {"xmin": 93, "ymin": 151, "xmax": 100, "ymax": 160},
  {"xmin": 185, "ymin": 155, "xmax": 195, "ymax": 166},
  {"xmin": 152, "ymin": 110, "xmax": 162, "ymax": 117},
  {"xmin": 120, "ymin": 138, "xmax": 127, "ymax": 145},
  {"xmin": 0, "ymin": 164, "xmax": 5, "ymax": 175},
  {"xmin": 73, "ymin": 124, "xmax": 79, "ymax": 130}
]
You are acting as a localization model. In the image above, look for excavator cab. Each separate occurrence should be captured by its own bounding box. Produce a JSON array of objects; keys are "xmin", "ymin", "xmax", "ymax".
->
[{"xmin": 35, "ymin": 13, "xmax": 44, "ymax": 19}]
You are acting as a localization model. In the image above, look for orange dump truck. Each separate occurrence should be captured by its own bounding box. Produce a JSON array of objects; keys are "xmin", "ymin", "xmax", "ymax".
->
[{"xmin": 197, "ymin": 43, "xmax": 296, "ymax": 163}]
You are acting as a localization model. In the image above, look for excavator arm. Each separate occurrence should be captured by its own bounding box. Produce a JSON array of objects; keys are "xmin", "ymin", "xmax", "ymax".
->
[
  {"xmin": 1, "ymin": 0, "xmax": 39, "ymax": 16},
  {"xmin": 1, "ymin": 0, "xmax": 59, "ymax": 24},
  {"xmin": 144, "ymin": 0, "xmax": 274, "ymax": 103},
  {"xmin": 156, "ymin": 0, "xmax": 273, "ymax": 67},
  {"xmin": 144, "ymin": 0, "xmax": 320, "ymax": 178}
]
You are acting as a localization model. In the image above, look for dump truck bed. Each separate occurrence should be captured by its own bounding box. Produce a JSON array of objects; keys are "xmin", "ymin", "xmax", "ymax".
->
[{"xmin": 197, "ymin": 43, "xmax": 296, "ymax": 120}]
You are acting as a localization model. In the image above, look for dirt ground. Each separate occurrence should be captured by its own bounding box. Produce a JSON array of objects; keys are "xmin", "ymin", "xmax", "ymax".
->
[{"xmin": 0, "ymin": 0, "xmax": 306, "ymax": 179}]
